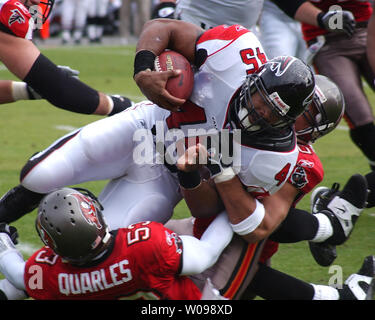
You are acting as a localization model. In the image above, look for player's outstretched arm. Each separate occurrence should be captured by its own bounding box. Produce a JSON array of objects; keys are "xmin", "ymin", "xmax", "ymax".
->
[
  {"xmin": 0, "ymin": 224, "xmax": 26, "ymax": 295},
  {"xmin": 0, "ymin": 32, "xmax": 132, "ymax": 115},
  {"xmin": 179, "ymin": 212, "xmax": 233, "ymax": 275}
]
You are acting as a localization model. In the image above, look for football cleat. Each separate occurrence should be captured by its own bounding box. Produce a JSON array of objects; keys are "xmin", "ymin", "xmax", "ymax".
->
[
  {"xmin": 0, "ymin": 185, "xmax": 45, "ymax": 224},
  {"xmin": 311, "ymin": 174, "xmax": 368, "ymax": 245},
  {"xmin": 308, "ymin": 242, "xmax": 337, "ymax": 267},
  {"xmin": 310, "ymin": 184, "xmax": 339, "ymax": 214},
  {"xmin": 338, "ymin": 256, "xmax": 375, "ymax": 300}
]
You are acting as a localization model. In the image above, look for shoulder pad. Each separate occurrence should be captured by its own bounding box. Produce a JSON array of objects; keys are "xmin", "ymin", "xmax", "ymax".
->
[{"xmin": 0, "ymin": 0, "xmax": 33, "ymax": 39}]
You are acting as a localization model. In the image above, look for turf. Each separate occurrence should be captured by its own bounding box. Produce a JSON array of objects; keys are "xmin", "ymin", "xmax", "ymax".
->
[{"xmin": 0, "ymin": 44, "xmax": 374, "ymax": 291}]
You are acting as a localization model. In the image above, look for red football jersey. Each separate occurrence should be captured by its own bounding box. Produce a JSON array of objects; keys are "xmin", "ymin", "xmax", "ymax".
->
[
  {"xmin": 288, "ymin": 144, "xmax": 324, "ymax": 207},
  {"xmin": 0, "ymin": 0, "xmax": 34, "ymax": 39},
  {"xmin": 260, "ymin": 144, "xmax": 324, "ymax": 263},
  {"xmin": 24, "ymin": 221, "xmax": 202, "ymax": 300},
  {"xmin": 302, "ymin": 0, "xmax": 372, "ymax": 42}
]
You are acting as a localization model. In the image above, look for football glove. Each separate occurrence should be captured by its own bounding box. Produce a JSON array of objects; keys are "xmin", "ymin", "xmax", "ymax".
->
[
  {"xmin": 151, "ymin": 1, "xmax": 176, "ymax": 19},
  {"xmin": 317, "ymin": 10, "xmax": 356, "ymax": 38},
  {"xmin": 57, "ymin": 65, "xmax": 80, "ymax": 79},
  {"xmin": 0, "ymin": 223, "xmax": 18, "ymax": 245}
]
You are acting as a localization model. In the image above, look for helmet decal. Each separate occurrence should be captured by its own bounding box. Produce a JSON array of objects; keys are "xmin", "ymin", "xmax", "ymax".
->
[
  {"xmin": 269, "ymin": 91, "xmax": 290, "ymax": 116},
  {"xmin": 268, "ymin": 56, "xmax": 296, "ymax": 77},
  {"xmin": 70, "ymin": 193, "xmax": 102, "ymax": 230},
  {"xmin": 36, "ymin": 216, "xmax": 57, "ymax": 249},
  {"xmin": 314, "ymin": 85, "xmax": 327, "ymax": 104},
  {"xmin": 302, "ymin": 89, "xmax": 315, "ymax": 109}
]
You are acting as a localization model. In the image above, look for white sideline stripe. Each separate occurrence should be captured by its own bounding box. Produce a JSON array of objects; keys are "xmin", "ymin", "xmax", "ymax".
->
[
  {"xmin": 16, "ymin": 242, "xmax": 39, "ymax": 256},
  {"xmin": 55, "ymin": 125, "xmax": 79, "ymax": 132}
]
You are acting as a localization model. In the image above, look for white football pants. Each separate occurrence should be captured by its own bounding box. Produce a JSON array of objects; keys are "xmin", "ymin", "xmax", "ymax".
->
[{"xmin": 21, "ymin": 102, "xmax": 182, "ymax": 230}]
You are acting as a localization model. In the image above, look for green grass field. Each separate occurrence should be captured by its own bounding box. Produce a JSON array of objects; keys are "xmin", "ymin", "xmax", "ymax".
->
[{"xmin": 1, "ymin": 44, "xmax": 375, "ymax": 295}]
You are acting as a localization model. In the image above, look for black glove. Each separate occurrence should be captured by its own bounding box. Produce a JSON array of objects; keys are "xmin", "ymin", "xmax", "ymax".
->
[
  {"xmin": 151, "ymin": 1, "xmax": 176, "ymax": 19},
  {"xmin": 317, "ymin": 10, "xmax": 356, "ymax": 38},
  {"xmin": 108, "ymin": 95, "xmax": 134, "ymax": 116},
  {"xmin": 0, "ymin": 223, "xmax": 18, "ymax": 245}
]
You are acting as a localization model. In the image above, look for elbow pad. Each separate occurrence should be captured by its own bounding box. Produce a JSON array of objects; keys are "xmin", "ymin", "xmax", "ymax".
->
[{"xmin": 23, "ymin": 54, "xmax": 99, "ymax": 114}]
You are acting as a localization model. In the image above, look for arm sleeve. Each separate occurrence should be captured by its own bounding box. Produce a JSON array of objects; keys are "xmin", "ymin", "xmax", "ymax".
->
[
  {"xmin": 23, "ymin": 54, "xmax": 100, "ymax": 114},
  {"xmin": 272, "ymin": 0, "xmax": 307, "ymax": 18},
  {"xmin": 180, "ymin": 211, "xmax": 233, "ymax": 275}
]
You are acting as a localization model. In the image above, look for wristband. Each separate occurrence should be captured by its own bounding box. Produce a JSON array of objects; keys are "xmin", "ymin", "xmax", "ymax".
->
[
  {"xmin": 213, "ymin": 167, "xmax": 236, "ymax": 184},
  {"xmin": 11, "ymin": 82, "xmax": 29, "ymax": 101},
  {"xmin": 177, "ymin": 170, "xmax": 202, "ymax": 189},
  {"xmin": 317, "ymin": 12, "xmax": 326, "ymax": 29},
  {"xmin": 133, "ymin": 50, "xmax": 156, "ymax": 77},
  {"xmin": 230, "ymin": 199, "xmax": 265, "ymax": 236}
]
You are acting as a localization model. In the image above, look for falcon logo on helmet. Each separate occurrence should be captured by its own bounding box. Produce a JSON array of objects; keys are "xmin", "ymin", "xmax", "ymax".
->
[
  {"xmin": 268, "ymin": 56, "xmax": 296, "ymax": 77},
  {"xmin": 71, "ymin": 193, "xmax": 103, "ymax": 230},
  {"xmin": 8, "ymin": 9, "xmax": 25, "ymax": 25}
]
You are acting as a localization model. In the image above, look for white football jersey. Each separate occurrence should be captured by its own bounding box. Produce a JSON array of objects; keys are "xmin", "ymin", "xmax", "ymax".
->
[{"xmin": 138, "ymin": 25, "xmax": 298, "ymax": 197}]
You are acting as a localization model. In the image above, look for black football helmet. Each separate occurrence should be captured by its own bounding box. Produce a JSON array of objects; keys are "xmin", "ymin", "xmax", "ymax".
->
[
  {"xmin": 36, "ymin": 187, "xmax": 112, "ymax": 266},
  {"xmin": 296, "ymin": 75, "xmax": 345, "ymax": 143},
  {"xmin": 229, "ymin": 56, "xmax": 315, "ymax": 137}
]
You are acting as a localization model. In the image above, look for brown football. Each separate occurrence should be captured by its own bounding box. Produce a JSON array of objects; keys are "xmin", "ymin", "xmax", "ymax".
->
[{"xmin": 154, "ymin": 50, "xmax": 194, "ymax": 100}]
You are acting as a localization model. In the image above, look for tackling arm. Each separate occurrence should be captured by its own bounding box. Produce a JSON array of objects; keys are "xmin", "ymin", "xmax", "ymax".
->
[
  {"xmin": 215, "ymin": 177, "xmax": 297, "ymax": 243},
  {"xmin": 179, "ymin": 212, "xmax": 233, "ymax": 275},
  {"xmin": 0, "ymin": 224, "xmax": 26, "ymax": 292}
]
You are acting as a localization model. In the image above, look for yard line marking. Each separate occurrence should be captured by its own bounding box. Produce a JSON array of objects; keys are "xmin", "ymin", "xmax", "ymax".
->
[
  {"xmin": 16, "ymin": 242, "xmax": 40, "ymax": 256},
  {"xmin": 55, "ymin": 125, "xmax": 79, "ymax": 132},
  {"xmin": 337, "ymin": 125, "xmax": 349, "ymax": 131}
]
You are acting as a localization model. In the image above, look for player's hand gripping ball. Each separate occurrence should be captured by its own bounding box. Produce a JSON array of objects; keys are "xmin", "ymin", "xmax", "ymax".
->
[{"xmin": 154, "ymin": 50, "xmax": 194, "ymax": 100}]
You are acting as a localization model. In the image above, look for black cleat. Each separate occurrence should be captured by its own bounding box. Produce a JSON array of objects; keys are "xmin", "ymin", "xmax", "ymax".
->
[
  {"xmin": 310, "ymin": 174, "xmax": 368, "ymax": 245},
  {"xmin": 308, "ymin": 242, "xmax": 337, "ymax": 267},
  {"xmin": 338, "ymin": 256, "xmax": 375, "ymax": 300}
]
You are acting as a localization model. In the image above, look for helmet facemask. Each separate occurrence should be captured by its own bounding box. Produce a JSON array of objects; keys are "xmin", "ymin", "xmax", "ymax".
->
[
  {"xmin": 39, "ymin": 0, "xmax": 55, "ymax": 24},
  {"xmin": 232, "ymin": 74, "xmax": 295, "ymax": 136}
]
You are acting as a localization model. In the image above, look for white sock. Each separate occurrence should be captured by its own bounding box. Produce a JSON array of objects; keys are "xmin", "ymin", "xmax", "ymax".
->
[
  {"xmin": 311, "ymin": 284, "xmax": 339, "ymax": 300},
  {"xmin": 311, "ymin": 213, "xmax": 333, "ymax": 242}
]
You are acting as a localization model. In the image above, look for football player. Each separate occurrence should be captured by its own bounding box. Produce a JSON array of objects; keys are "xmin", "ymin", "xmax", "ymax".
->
[
  {"xmin": 0, "ymin": 188, "xmax": 373, "ymax": 300},
  {"xmin": 169, "ymin": 75, "xmax": 373, "ymax": 300},
  {"xmin": 0, "ymin": 188, "xmax": 233, "ymax": 299},
  {"xmin": 0, "ymin": 0, "xmax": 132, "ymax": 115},
  {"xmin": 86, "ymin": 0, "xmax": 109, "ymax": 43},
  {"xmin": 60, "ymin": 0, "xmax": 90, "ymax": 44},
  {"xmin": 0, "ymin": 20, "xmax": 314, "ymax": 235},
  {"xmin": 300, "ymin": 1, "xmax": 375, "ymax": 174}
]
